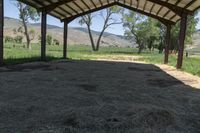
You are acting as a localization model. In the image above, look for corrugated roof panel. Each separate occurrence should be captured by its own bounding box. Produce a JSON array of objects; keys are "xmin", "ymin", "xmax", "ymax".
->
[
  {"xmin": 144, "ymin": 1, "xmax": 153, "ymax": 12},
  {"xmin": 138, "ymin": 0, "xmax": 146, "ymax": 10},
  {"xmin": 173, "ymin": 15, "xmax": 181, "ymax": 22},
  {"xmin": 158, "ymin": 7, "xmax": 168, "ymax": 17},
  {"xmin": 177, "ymin": 0, "xmax": 191, "ymax": 8},
  {"xmin": 67, "ymin": 2, "xmax": 82, "ymax": 14},
  {"xmin": 167, "ymin": 0, "xmax": 177, "ymax": 5},
  {"xmin": 164, "ymin": 11, "xmax": 174, "ymax": 19},
  {"xmin": 152, "ymin": 4, "xmax": 162, "ymax": 14},
  {"xmin": 18, "ymin": 0, "xmax": 200, "ymax": 23},
  {"xmin": 187, "ymin": 0, "xmax": 200, "ymax": 11}
]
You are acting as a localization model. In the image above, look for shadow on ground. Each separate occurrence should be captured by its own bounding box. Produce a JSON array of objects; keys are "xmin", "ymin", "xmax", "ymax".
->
[
  {"xmin": 0, "ymin": 60, "xmax": 200, "ymax": 133},
  {"xmin": 3, "ymin": 56, "xmax": 63, "ymax": 65}
]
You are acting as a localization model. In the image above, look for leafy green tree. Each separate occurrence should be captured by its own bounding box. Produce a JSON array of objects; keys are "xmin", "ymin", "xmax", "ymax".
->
[
  {"xmin": 122, "ymin": 9, "xmax": 199, "ymax": 54},
  {"xmin": 79, "ymin": 6, "xmax": 122, "ymax": 51},
  {"xmin": 47, "ymin": 34, "xmax": 53, "ymax": 45},
  {"xmin": 14, "ymin": 36, "xmax": 23, "ymax": 44},
  {"xmin": 15, "ymin": 2, "xmax": 40, "ymax": 49},
  {"xmin": 53, "ymin": 39, "xmax": 60, "ymax": 45},
  {"xmin": 122, "ymin": 12, "xmax": 156, "ymax": 53},
  {"xmin": 167, "ymin": 15, "xmax": 198, "ymax": 53},
  {"xmin": 4, "ymin": 36, "xmax": 14, "ymax": 43}
]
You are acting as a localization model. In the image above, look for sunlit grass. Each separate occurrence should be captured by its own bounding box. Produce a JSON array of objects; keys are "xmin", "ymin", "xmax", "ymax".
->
[{"xmin": 3, "ymin": 43, "xmax": 200, "ymax": 76}]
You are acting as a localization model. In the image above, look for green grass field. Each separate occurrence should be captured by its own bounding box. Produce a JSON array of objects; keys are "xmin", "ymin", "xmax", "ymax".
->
[{"xmin": 3, "ymin": 43, "xmax": 200, "ymax": 76}]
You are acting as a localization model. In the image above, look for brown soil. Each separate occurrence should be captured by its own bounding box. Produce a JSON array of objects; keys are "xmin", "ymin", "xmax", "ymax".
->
[{"xmin": 0, "ymin": 60, "xmax": 200, "ymax": 133}]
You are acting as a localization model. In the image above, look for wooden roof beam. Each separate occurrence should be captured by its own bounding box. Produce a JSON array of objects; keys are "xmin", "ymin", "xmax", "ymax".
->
[
  {"xmin": 62, "ymin": 2, "xmax": 117, "ymax": 23},
  {"xmin": 38, "ymin": 0, "xmax": 74, "ymax": 13},
  {"xmin": 147, "ymin": 0, "xmax": 193, "ymax": 16},
  {"xmin": 184, "ymin": 0, "xmax": 197, "ymax": 9},
  {"xmin": 62, "ymin": 2, "xmax": 175, "ymax": 25},
  {"xmin": 116, "ymin": 2, "xmax": 175, "ymax": 25}
]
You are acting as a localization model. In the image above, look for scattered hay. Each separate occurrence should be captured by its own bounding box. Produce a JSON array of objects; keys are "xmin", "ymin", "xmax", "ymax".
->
[
  {"xmin": 147, "ymin": 78, "xmax": 182, "ymax": 87},
  {"xmin": 1, "ymin": 63, "xmax": 51, "ymax": 72},
  {"xmin": 0, "ymin": 60, "xmax": 200, "ymax": 132},
  {"xmin": 128, "ymin": 67, "xmax": 160, "ymax": 72},
  {"xmin": 78, "ymin": 84, "xmax": 98, "ymax": 92}
]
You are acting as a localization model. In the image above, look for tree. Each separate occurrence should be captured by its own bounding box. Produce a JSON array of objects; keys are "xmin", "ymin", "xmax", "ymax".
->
[
  {"xmin": 4, "ymin": 36, "xmax": 14, "ymax": 43},
  {"xmin": 168, "ymin": 14, "xmax": 198, "ymax": 53},
  {"xmin": 14, "ymin": 36, "xmax": 23, "ymax": 44},
  {"xmin": 122, "ymin": 11, "xmax": 151, "ymax": 53},
  {"xmin": 53, "ymin": 39, "xmax": 60, "ymax": 45},
  {"xmin": 15, "ymin": 2, "xmax": 40, "ymax": 49},
  {"xmin": 47, "ymin": 34, "xmax": 53, "ymax": 45},
  {"xmin": 79, "ymin": 6, "xmax": 122, "ymax": 51}
]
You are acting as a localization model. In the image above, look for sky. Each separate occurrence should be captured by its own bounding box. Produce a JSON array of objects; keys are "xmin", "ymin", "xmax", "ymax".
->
[{"xmin": 4, "ymin": 0, "xmax": 200, "ymax": 35}]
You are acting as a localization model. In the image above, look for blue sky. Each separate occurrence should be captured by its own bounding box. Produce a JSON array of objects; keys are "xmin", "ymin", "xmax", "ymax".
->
[{"xmin": 4, "ymin": 0, "xmax": 200, "ymax": 35}]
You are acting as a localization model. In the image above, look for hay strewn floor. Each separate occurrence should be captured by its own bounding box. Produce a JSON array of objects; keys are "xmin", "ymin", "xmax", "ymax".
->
[{"xmin": 0, "ymin": 60, "xmax": 200, "ymax": 133}]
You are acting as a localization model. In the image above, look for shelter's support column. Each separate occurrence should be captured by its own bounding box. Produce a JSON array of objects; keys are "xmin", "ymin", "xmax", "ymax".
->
[
  {"xmin": 63, "ymin": 20, "xmax": 68, "ymax": 59},
  {"xmin": 177, "ymin": 13, "xmax": 188, "ymax": 69},
  {"xmin": 164, "ymin": 24, "xmax": 171, "ymax": 64},
  {"xmin": 41, "ymin": 12, "xmax": 47, "ymax": 61},
  {"xmin": 0, "ymin": 0, "xmax": 3, "ymax": 66}
]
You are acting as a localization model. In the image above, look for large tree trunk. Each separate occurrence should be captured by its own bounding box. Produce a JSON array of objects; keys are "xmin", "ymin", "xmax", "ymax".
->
[
  {"xmin": 138, "ymin": 44, "xmax": 143, "ymax": 54},
  {"xmin": 135, "ymin": 37, "xmax": 143, "ymax": 54},
  {"xmin": 96, "ymin": 28, "xmax": 106, "ymax": 51},
  {"xmin": 87, "ymin": 25, "xmax": 96, "ymax": 51},
  {"xmin": 19, "ymin": 3, "xmax": 31, "ymax": 50},
  {"xmin": 22, "ymin": 17, "xmax": 31, "ymax": 49}
]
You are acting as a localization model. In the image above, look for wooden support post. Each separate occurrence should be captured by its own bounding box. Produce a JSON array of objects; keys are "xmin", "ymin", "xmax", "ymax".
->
[
  {"xmin": 0, "ymin": 0, "xmax": 3, "ymax": 66},
  {"xmin": 164, "ymin": 24, "xmax": 171, "ymax": 64},
  {"xmin": 41, "ymin": 11, "xmax": 47, "ymax": 61},
  {"xmin": 177, "ymin": 13, "xmax": 188, "ymax": 69},
  {"xmin": 63, "ymin": 20, "xmax": 68, "ymax": 59}
]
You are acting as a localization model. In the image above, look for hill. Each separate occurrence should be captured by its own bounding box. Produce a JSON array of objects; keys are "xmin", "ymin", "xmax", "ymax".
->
[
  {"xmin": 187, "ymin": 30, "xmax": 200, "ymax": 52},
  {"xmin": 4, "ymin": 17, "xmax": 133, "ymax": 48}
]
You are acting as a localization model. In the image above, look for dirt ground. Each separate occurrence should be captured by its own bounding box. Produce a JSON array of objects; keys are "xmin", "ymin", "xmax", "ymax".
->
[{"xmin": 0, "ymin": 60, "xmax": 200, "ymax": 133}]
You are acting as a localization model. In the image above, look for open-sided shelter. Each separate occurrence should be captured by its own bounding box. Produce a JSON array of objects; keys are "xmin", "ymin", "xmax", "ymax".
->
[{"xmin": 0, "ymin": 0, "xmax": 200, "ymax": 68}]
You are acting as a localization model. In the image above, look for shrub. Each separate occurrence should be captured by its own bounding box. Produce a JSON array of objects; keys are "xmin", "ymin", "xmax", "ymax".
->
[
  {"xmin": 53, "ymin": 39, "xmax": 60, "ymax": 45},
  {"xmin": 14, "ymin": 36, "xmax": 23, "ymax": 44},
  {"xmin": 4, "ymin": 36, "xmax": 14, "ymax": 43},
  {"xmin": 47, "ymin": 34, "xmax": 53, "ymax": 45}
]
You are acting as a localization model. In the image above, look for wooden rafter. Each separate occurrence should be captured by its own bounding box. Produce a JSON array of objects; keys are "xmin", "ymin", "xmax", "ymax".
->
[
  {"xmin": 61, "ymin": 1, "xmax": 176, "ymax": 25},
  {"xmin": 143, "ymin": 1, "xmax": 147, "ymax": 11},
  {"xmin": 150, "ymin": 3, "xmax": 155, "ymax": 13},
  {"xmin": 0, "ymin": 0, "xmax": 3, "ymax": 65},
  {"xmin": 81, "ymin": 0, "xmax": 91, "ymax": 10},
  {"xmin": 184, "ymin": 0, "xmax": 197, "ymax": 9},
  {"xmin": 18, "ymin": 0, "xmax": 200, "ymax": 25},
  {"xmin": 62, "ymin": 2, "xmax": 116, "ymax": 22},
  {"xmin": 116, "ymin": 2, "xmax": 175, "ymax": 25},
  {"xmin": 38, "ymin": 0, "xmax": 74, "ymax": 12},
  {"xmin": 99, "ymin": 0, "xmax": 103, "ymax": 6},
  {"xmin": 147, "ymin": 0, "xmax": 193, "ymax": 16},
  {"xmin": 73, "ymin": 1, "xmax": 84, "ymax": 12},
  {"xmin": 65, "ymin": 3, "xmax": 78, "ymax": 14},
  {"xmin": 90, "ymin": 0, "xmax": 97, "ymax": 8}
]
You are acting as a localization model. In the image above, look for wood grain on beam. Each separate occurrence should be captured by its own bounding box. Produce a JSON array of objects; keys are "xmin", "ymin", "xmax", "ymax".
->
[
  {"xmin": 117, "ymin": 2, "xmax": 175, "ymax": 25},
  {"xmin": 39, "ymin": 0, "xmax": 74, "ymax": 12},
  {"xmin": 0, "ymin": 0, "xmax": 3, "ymax": 65},
  {"xmin": 148, "ymin": 0, "xmax": 192, "ymax": 16}
]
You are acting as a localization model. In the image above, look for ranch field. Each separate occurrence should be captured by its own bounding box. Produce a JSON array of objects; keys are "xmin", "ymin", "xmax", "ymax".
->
[
  {"xmin": 3, "ymin": 43, "xmax": 200, "ymax": 76},
  {"xmin": 0, "ymin": 43, "xmax": 200, "ymax": 132}
]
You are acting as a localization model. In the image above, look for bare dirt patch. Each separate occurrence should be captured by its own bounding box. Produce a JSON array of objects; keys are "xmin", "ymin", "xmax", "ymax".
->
[{"xmin": 0, "ymin": 60, "xmax": 200, "ymax": 133}]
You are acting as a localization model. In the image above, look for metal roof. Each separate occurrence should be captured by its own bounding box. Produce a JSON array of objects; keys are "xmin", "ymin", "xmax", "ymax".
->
[{"xmin": 18, "ymin": 0, "xmax": 200, "ymax": 24}]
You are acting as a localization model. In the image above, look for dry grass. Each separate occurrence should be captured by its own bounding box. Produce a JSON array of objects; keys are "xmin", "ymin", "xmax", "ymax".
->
[{"xmin": 0, "ymin": 60, "xmax": 200, "ymax": 133}]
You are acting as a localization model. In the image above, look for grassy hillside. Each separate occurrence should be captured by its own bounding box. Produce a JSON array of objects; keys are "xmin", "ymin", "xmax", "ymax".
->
[{"xmin": 4, "ymin": 17, "xmax": 132, "ymax": 48}]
